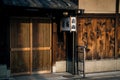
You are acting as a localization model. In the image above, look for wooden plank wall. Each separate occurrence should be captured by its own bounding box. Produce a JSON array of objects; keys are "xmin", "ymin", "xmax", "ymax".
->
[
  {"xmin": 52, "ymin": 22, "xmax": 66, "ymax": 63},
  {"xmin": 116, "ymin": 17, "xmax": 120, "ymax": 58},
  {"xmin": 77, "ymin": 18, "xmax": 115, "ymax": 60}
]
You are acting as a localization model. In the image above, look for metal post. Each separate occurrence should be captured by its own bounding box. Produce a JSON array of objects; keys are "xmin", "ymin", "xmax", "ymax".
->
[
  {"xmin": 83, "ymin": 46, "xmax": 86, "ymax": 78},
  {"xmin": 72, "ymin": 32, "xmax": 75, "ymax": 74}
]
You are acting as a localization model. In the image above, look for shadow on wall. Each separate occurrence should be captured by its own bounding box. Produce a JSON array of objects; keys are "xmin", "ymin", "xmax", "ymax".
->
[{"xmin": 0, "ymin": 16, "xmax": 10, "ymax": 68}]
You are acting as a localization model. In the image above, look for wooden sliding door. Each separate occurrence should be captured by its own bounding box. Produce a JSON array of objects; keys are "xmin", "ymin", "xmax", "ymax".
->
[
  {"xmin": 10, "ymin": 18, "xmax": 52, "ymax": 75},
  {"xmin": 32, "ymin": 19, "xmax": 52, "ymax": 73}
]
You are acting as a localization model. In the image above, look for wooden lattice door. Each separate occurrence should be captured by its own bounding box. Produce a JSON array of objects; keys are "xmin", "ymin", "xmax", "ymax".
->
[
  {"xmin": 32, "ymin": 18, "xmax": 52, "ymax": 73},
  {"xmin": 10, "ymin": 18, "xmax": 31, "ymax": 74},
  {"xmin": 10, "ymin": 18, "xmax": 52, "ymax": 75}
]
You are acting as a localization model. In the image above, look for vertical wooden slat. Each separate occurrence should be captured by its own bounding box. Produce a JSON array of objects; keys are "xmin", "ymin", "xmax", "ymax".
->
[
  {"xmin": 30, "ymin": 19, "xmax": 32, "ymax": 74},
  {"xmin": 50, "ymin": 20, "xmax": 52, "ymax": 72},
  {"xmin": 52, "ymin": 22, "xmax": 57, "ymax": 65},
  {"xmin": 116, "ymin": 18, "xmax": 120, "ymax": 58},
  {"xmin": 115, "ymin": 0, "xmax": 119, "ymax": 58}
]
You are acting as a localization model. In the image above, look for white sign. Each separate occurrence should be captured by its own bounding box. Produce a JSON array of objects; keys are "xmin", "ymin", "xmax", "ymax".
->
[
  {"xmin": 60, "ymin": 17, "xmax": 76, "ymax": 32},
  {"xmin": 70, "ymin": 17, "xmax": 77, "ymax": 32}
]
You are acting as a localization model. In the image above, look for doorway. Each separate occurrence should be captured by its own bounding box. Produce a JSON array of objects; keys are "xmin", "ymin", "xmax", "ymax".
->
[{"xmin": 10, "ymin": 18, "xmax": 52, "ymax": 75}]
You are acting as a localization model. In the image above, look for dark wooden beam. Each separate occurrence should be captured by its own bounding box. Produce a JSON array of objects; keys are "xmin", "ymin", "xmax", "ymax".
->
[
  {"xmin": 78, "ymin": 13, "xmax": 116, "ymax": 18},
  {"xmin": 116, "ymin": 0, "xmax": 119, "ymax": 14},
  {"xmin": 115, "ymin": 0, "xmax": 119, "ymax": 58}
]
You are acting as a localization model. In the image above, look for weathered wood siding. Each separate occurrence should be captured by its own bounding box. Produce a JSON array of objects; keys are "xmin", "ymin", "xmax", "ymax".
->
[
  {"xmin": 77, "ymin": 18, "xmax": 115, "ymax": 60},
  {"xmin": 116, "ymin": 18, "xmax": 120, "ymax": 58},
  {"xmin": 52, "ymin": 22, "xmax": 66, "ymax": 62}
]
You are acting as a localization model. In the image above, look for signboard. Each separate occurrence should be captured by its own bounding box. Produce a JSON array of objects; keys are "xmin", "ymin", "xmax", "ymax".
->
[
  {"xmin": 70, "ymin": 17, "xmax": 77, "ymax": 32},
  {"xmin": 60, "ymin": 17, "xmax": 77, "ymax": 32},
  {"xmin": 61, "ymin": 17, "xmax": 70, "ymax": 31}
]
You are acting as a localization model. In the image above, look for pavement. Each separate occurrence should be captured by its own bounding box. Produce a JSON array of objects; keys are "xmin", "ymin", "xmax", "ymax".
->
[{"xmin": 1, "ymin": 71, "xmax": 120, "ymax": 80}]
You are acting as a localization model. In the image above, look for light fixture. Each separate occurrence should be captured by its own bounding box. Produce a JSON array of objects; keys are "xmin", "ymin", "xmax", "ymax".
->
[
  {"xmin": 77, "ymin": 9, "xmax": 84, "ymax": 15},
  {"xmin": 63, "ymin": 12, "xmax": 68, "ymax": 16}
]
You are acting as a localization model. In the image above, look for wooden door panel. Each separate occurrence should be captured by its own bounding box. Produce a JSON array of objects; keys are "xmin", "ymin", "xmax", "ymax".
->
[
  {"xmin": 32, "ymin": 23, "xmax": 44, "ymax": 47},
  {"xmin": 10, "ymin": 18, "xmax": 31, "ymax": 74},
  {"xmin": 32, "ymin": 18, "xmax": 51, "ymax": 73},
  {"xmin": 32, "ymin": 19, "xmax": 51, "ymax": 47},
  {"xmin": 10, "ymin": 18, "xmax": 52, "ymax": 74},
  {"xmin": 43, "ymin": 24, "xmax": 51, "ymax": 47},
  {"xmin": 10, "ymin": 19, "xmax": 30, "ymax": 48},
  {"xmin": 11, "ymin": 51, "xmax": 30, "ymax": 73},
  {"xmin": 32, "ymin": 50, "xmax": 51, "ymax": 72}
]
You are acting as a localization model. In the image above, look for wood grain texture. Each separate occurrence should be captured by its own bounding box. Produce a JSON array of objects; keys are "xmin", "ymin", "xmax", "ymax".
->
[
  {"xmin": 77, "ymin": 18, "xmax": 115, "ymax": 60},
  {"xmin": 52, "ymin": 22, "xmax": 66, "ymax": 61},
  {"xmin": 116, "ymin": 18, "xmax": 120, "ymax": 58},
  {"xmin": 10, "ymin": 18, "xmax": 52, "ymax": 74}
]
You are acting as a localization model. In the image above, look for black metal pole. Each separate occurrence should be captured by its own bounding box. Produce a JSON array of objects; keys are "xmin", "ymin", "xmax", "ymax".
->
[
  {"xmin": 72, "ymin": 32, "xmax": 75, "ymax": 75},
  {"xmin": 83, "ymin": 47, "xmax": 86, "ymax": 78}
]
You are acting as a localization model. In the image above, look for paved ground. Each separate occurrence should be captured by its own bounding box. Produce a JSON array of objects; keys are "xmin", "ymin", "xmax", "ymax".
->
[{"xmin": 1, "ymin": 71, "xmax": 120, "ymax": 80}]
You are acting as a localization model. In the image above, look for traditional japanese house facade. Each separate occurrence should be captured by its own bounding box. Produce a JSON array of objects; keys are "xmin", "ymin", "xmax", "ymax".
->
[
  {"xmin": 1, "ymin": 0, "xmax": 120, "ymax": 76},
  {"xmin": 0, "ymin": 0, "xmax": 78, "ymax": 75}
]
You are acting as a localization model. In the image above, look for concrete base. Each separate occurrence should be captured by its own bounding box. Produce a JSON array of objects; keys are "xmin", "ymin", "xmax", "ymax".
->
[
  {"xmin": 53, "ymin": 59, "xmax": 120, "ymax": 73},
  {"xmin": 85, "ymin": 59, "xmax": 120, "ymax": 73},
  {"xmin": 0, "ymin": 65, "xmax": 8, "ymax": 78},
  {"xmin": 0, "ymin": 65, "xmax": 10, "ymax": 79},
  {"xmin": 52, "ymin": 64, "xmax": 56, "ymax": 73},
  {"xmin": 56, "ymin": 61, "xmax": 66, "ymax": 72}
]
